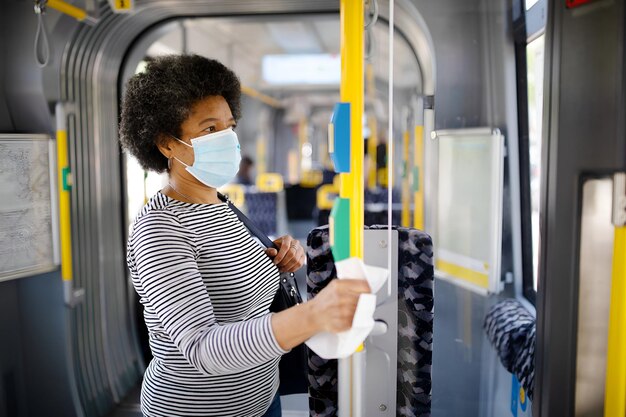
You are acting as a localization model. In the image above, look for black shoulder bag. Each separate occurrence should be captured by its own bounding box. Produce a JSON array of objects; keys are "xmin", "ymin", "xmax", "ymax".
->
[{"xmin": 218, "ymin": 193, "xmax": 309, "ymax": 395}]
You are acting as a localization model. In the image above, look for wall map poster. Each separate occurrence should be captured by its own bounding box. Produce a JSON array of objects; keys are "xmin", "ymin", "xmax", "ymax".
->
[{"xmin": 0, "ymin": 135, "xmax": 58, "ymax": 281}]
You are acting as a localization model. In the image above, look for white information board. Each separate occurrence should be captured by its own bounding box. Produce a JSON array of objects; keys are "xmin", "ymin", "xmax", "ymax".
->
[
  {"xmin": 0, "ymin": 134, "xmax": 58, "ymax": 281},
  {"xmin": 434, "ymin": 128, "xmax": 504, "ymax": 294}
]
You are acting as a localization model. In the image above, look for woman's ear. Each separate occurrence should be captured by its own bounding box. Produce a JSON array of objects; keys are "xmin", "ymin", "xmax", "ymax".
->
[{"xmin": 156, "ymin": 134, "xmax": 174, "ymax": 159}]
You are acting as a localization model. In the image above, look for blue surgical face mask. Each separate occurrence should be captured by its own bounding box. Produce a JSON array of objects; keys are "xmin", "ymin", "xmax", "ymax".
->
[{"xmin": 171, "ymin": 128, "xmax": 242, "ymax": 188}]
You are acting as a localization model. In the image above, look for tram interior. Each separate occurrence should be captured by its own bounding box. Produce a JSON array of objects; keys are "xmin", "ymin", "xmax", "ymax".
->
[
  {"xmin": 0, "ymin": 0, "xmax": 624, "ymax": 416},
  {"xmin": 122, "ymin": 16, "xmax": 422, "ymax": 414}
]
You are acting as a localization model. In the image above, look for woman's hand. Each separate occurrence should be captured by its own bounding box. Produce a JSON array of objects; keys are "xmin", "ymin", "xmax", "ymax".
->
[
  {"xmin": 308, "ymin": 279, "xmax": 371, "ymax": 333},
  {"xmin": 265, "ymin": 235, "xmax": 305, "ymax": 273},
  {"xmin": 270, "ymin": 278, "xmax": 371, "ymax": 350}
]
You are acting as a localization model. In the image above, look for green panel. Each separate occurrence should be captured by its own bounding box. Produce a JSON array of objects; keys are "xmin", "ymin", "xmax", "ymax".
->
[
  {"xmin": 412, "ymin": 167, "xmax": 420, "ymax": 192},
  {"xmin": 62, "ymin": 167, "xmax": 72, "ymax": 191},
  {"xmin": 330, "ymin": 197, "xmax": 350, "ymax": 262}
]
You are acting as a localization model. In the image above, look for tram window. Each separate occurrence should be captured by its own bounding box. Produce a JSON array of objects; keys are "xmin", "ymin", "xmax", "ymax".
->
[
  {"xmin": 525, "ymin": 0, "xmax": 540, "ymax": 9},
  {"xmin": 526, "ymin": 34, "xmax": 545, "ymax": 291},
  {"xmin": 125, "ymin": 154, "xmax": 166, "ymax": 224}
]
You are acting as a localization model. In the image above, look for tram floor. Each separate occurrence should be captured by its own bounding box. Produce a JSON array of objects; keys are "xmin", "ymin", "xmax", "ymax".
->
[
  {"xmin": 106, "ymin": 385, "xmax": 141, "ymax": 417},
  {"xmin": 105, "ymin": 384, "xmax": 309, "ymax": 417}
]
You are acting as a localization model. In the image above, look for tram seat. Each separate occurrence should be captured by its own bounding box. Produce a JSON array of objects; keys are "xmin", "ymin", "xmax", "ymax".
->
[
  {"xmin": 285, "ymin": 184, "xmax": 317, "ymax": 220},
  {"xmin": 364, "ymin": 187, "xmax": 402, "ymax": 204},
  {"xmin": 244, "ymin": 191, "xmax": 279, "ymax": 236},
  {"xmin": 483, "ymin": 299, "xmax": 536, "ymax": 400},
  {"xmin": 316, "ymin": 207, "xmax": 402, "ymax": 229},
  {"xmin": 306, "ymin": 225, "xmax": 434, "ymax": 417},
  {"xmin": 364, "ymin": 208, "xmax": 402, "ymax": 226}
]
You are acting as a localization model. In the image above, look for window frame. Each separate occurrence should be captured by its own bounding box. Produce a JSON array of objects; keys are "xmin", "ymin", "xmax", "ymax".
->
[{"xmin": 513, "ymin": 0, "xmax": 547, "ymax": 305}]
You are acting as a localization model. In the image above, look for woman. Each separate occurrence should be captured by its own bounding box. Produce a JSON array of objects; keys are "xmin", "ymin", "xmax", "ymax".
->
[{"xmin": 119, "ymin": 55, "xmax": 370, "ymax": 417}]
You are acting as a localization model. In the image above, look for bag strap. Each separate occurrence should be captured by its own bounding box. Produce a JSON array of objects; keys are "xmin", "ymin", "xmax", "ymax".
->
[
  {"xmin": 219, "ymin": 192, "xmax": 303, "ymax": 306},
  {"xmin": 217, "ymin": 192, "xmax": 277, "ymax": 249}
]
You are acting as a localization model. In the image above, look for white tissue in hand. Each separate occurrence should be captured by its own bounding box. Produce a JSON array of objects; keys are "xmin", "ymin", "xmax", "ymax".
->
[
  {"xmin": 305, "ymin": 257, "xmax": 389, "ymax": 359},
  {"xmin": 335, "ymin": 257, "xmax": 389, "ymax": 294}
]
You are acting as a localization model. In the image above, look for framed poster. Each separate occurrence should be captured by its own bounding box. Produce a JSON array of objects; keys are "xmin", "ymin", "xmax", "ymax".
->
[
  {"xmin": 0, "ymin": 134, "xmax": 58, "ymax": 281},
  {"xmin": 434, "ymin": 128, "xmax": 504, "ymax": 294}
]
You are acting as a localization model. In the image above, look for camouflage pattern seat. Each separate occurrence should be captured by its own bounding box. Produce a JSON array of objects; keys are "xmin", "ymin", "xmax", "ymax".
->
[
  {"xmin": 483, "ymin": 299, "xmax": 536, "ymax": 400},
  {"xmin": 306, "ymin": 225, "xmax": 434, "ymax": 417}
]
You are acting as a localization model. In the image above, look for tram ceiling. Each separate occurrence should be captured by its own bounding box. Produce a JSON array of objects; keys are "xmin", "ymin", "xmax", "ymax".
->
[{"xmin": 143, "ymin": 16, "xmax": 422, "ymax": 94}]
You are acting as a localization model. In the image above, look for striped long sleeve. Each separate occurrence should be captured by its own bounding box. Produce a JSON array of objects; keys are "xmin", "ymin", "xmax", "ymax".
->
[
  {"xmin": 130, "ymin": 210, "xmax": 286, "ymax": 376},
  {"xmin": 127, "ymin": 192, "xmax": 286, "ymax": 417}
]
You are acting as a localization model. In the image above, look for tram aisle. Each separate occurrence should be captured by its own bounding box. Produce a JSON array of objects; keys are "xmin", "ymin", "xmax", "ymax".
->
[{"xmin": 106, "ymin": 386, "xmax": 310, "ymax": 417}]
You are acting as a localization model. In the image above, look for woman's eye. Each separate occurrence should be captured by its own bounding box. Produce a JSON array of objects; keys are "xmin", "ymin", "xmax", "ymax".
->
[{"xmin": 205, "ymin": 126, "xmax": 216, "ymax": 133}]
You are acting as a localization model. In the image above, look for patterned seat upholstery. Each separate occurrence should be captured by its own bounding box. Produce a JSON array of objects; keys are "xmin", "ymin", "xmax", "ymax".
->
[
  {"xmin": 306, "ymin": 225, "xmax": 434, "ymax": 417},
  {"xmin": 483, "ymin": 299, "xmax": 536, "ymax": 400},
  {"xmin": 245, "ymin": 192, "xmax": 277, "ymax": 236}
]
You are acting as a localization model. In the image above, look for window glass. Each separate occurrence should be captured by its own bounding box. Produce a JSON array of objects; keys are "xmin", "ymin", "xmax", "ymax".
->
[
  {"xmin": 525, "ymin": 0, "xmax": 540, "ymax": 10},
  {"xmin": 526, "ymin": 34, "xmax": 545, "ymax": 290}
]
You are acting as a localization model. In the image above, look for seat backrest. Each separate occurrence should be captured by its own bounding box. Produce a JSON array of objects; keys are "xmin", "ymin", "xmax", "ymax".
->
[
  {"xmin": 306, "ymin": 225, "xmax": 434, "ymax": 417},
  {"xmin": 244, "ymin": 192, "xmax": 278, "ymax": 236},
  {"xmin": 483, "ymin": 299, "xmax": 536, "ymax": 401}
]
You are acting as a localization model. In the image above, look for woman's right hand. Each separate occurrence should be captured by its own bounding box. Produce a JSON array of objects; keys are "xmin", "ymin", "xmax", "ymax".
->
[
  {"xmin": 309, "ymin": 279, "xmax": 372, "ymax": 333},
  {"xmin": 271, "ymin": 278, "xmax": 371, "ymax": 350}
]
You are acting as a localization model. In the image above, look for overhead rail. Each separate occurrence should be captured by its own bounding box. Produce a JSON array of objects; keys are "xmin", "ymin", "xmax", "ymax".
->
[
  {"xmin": 34, "ymin": 0, "xmax": 98, "ymax": 23},
  {"xmin": 604, "ymin": 172, "xmax": 626, "ymax": 417},
  {"xmin": 33, "ymin": 0, "xmax": 98, "ymax": 67},
  {"xmin": 241, "ymin": 85, "xmax": 283, "ymax": 109}
]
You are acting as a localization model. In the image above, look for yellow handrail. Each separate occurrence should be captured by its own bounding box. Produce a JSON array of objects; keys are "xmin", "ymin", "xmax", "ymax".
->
[
  {"xmin": 337, "ymin": 2, "xmax": 364, "ymax": 416},
  {"xmin": 604, "ymin": 224, "xmax": 626, "ymax": 417},
  {"xmin": 339, "ymin": 0, "xmax": 364, "ymax": 259},
  {"xmin": 401, "ymin": 130, "xmax": 410, "ymax": 227},
  {"xmin": 241, "ymin": 85, "xmax": 282, "ymax": 108},
  {"xmin": 366, "ymin": 63, "xmax": 378, "ymax": 190},
  {"xmin": 413, "ymin": 125, "xmax": 424, "ymax": 230},
  {"xmin": 55, "ymin": 103, "xmax": 73, "ymax": 281},
  {"xmin": 47, "ymin": 0, "xmax": 88, "ymax": 21}
]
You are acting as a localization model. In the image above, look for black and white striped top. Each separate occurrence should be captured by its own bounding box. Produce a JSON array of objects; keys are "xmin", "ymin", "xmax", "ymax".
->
[{"xmin": 127, "ymin": 191, "xmax": 285, "ymax": 417}]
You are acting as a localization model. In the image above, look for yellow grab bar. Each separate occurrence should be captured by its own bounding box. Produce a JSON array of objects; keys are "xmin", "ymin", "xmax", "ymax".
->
[
  {"xmin": 605, "ymin": 173, "xmax": 626, "ymax": 417},
  {"xmin": 413, "ymin": 125, "xmax": 424, "ymax": 230},
  {"xmin": 241, "ymin": 85, "xmax": 282, "ymax": 108},
  {"xmin": 47, "ymin": 0, "xmax": 88, "ymax": 21},
  {"xmin": 339, "ymin": 0, "xmax": 364, "ymax": 259},
  {"xmin": 366, "ymin": 63, "xmax": 378, "ymax": 190},
  {"xmin": 55, "ymin": 103, "xmax": 73, "ymax": 281},
  {"xmin": 401, "ymin": 130, "xmax": 410, "ymax": 227}
]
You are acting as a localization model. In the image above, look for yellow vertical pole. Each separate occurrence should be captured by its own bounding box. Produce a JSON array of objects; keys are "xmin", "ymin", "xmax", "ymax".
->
[
  {"xmin": 299, "ymin": 118, "xmax": 307, "ymax": 172},
  {"xmin": 604, "ymin": 224, "xmax": 626, "ymax": 417},
  {"xmin": 367, "ymin": 117, "xmax": 378, "ymax": 189},
  {"xmin": 337, "ymin": 2, "xmax": 364, "ymax": 417},
  {"xmin": 366, "ymin": 63, "xmax": 378, "ymax": 190},
  {"xmin": 256, "ymin": 136, "xmax": 267, "ymax": 174},
  {"xmin": 55, "ymin": 103, "xmax": 73, "ymax": 281},
  {"xmin": 413, "ymin": 125, "xmax": 424, "ymax": 230},
  {"xmin": 340, "ymin": 0, "xmax": 364, "ymax": 259},
  {"xmin": 401, "ymin": 130, "xmax": 410, "ymax": 227}
]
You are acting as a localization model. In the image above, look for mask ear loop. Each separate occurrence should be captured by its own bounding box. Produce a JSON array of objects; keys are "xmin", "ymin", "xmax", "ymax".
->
[{"xmin": 168, "ymin": 135, "xmax": 193, "ymax": 169}]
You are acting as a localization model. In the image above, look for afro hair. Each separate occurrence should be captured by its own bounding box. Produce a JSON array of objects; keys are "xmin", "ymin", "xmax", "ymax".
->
[{"xmin": 119, "ymin": 55, "xmax": 241, "ymax": 173}]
